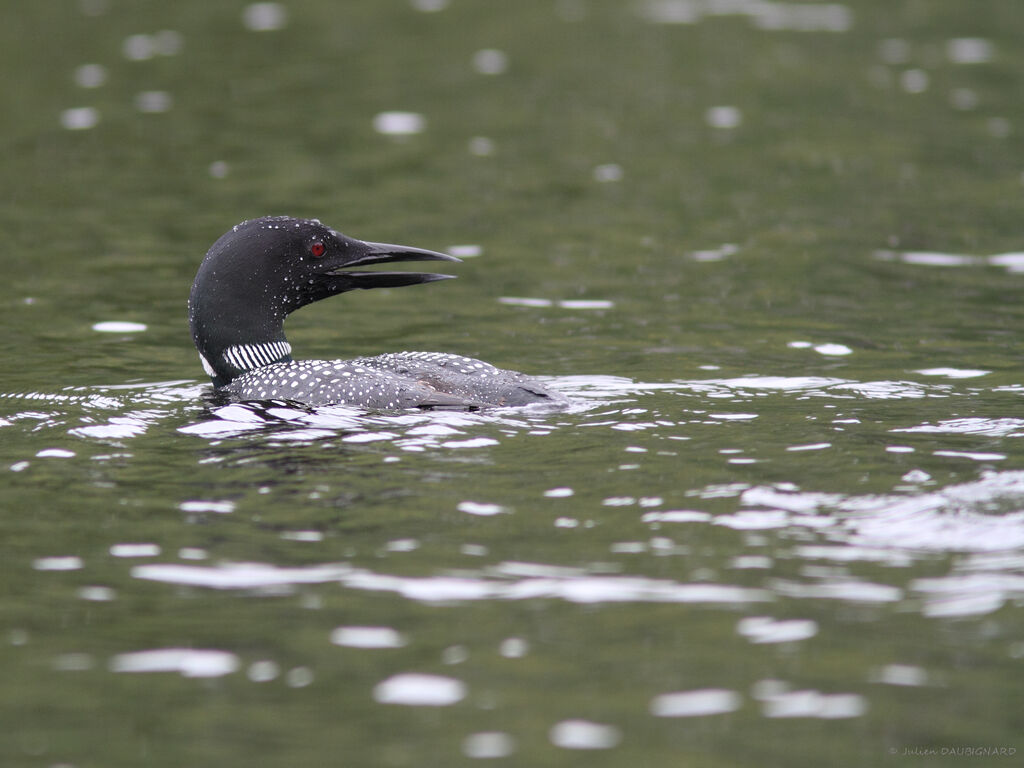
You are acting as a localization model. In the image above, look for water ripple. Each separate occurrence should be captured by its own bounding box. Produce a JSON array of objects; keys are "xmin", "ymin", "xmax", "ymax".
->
[{"xmin": 738, "ymin": 472, "xmax": 1024, "ymax": 552}]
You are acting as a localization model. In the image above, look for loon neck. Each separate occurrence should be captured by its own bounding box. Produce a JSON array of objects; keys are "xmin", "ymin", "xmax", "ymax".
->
[{"xmin": 189, "ymin": 282, "xmax": 295, "ymax": 386}]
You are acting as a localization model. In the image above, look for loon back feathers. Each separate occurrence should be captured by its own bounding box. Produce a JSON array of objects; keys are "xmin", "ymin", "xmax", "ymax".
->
[{"xmin": 189, "ymin": 216, "xmax": 565, "ymax": 409}]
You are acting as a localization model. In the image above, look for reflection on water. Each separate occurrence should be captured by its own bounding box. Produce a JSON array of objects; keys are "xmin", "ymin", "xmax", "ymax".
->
[
  {"xmin": 132, "ymin": 559, "xmax": 771, "ymax": 605},
  {"xmin": 638, "ymin": 0, "xmax": 854, "ymax": 32},
  {"xmin": 373, "ymin": 673, "xmax": 466, "ymax": 706},
  {"xmin": 757, "ymin": 686, "xmax": 867, "ymax": 720},
  {"xmin": 876, "ymin": 249, "xmax": 1024, "ymax": 273},
  {"xmin": 331, "ymin": 626, "xmax": 407, "ymax": 648},
  {"xmin": 549, "ymin": 719, "xmax": 622, "ymax": 751},
  {"xmin": 650, "ymin": 688, "xmax": 742, "ymax": 718},
  {"xmin": 109, "ymin": 648, "xmax": 240, "ymax": 678},
  {"xmin": 462, "ymin": 731, "xmax": 517, "ymax": 759}
]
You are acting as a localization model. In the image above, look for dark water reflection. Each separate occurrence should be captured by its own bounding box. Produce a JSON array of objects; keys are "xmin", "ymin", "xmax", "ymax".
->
[{"xmin": 2, "ymin": 0, "xmax": 1024, "ymax": 765}]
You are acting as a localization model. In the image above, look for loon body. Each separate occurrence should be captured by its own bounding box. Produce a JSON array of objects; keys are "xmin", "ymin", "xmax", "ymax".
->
[{"xmin": 189, "ymin": 216, "xmax": 565, "ymax": 409}]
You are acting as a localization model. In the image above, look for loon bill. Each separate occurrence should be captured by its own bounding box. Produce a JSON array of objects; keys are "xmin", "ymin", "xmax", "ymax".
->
[{"xmin": 188, "ymin": 216, "xmax": 566, "ymax": 409}]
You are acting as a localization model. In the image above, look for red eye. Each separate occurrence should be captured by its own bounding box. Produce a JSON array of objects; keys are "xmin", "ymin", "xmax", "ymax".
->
[{"xmin": 310, "ymin": 242, "xmax": 325, "ymax": 258}]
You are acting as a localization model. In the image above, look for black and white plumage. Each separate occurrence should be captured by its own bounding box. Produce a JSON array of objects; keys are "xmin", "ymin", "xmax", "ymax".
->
[{"xmin": 188, "ymin": 216, "xmax": 566, "ymax": 409}]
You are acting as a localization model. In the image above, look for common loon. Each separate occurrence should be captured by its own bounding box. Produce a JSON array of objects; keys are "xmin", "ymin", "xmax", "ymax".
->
[{"xmin": 188, "ymin": 216, "xmax": 566, "ymax": 409}]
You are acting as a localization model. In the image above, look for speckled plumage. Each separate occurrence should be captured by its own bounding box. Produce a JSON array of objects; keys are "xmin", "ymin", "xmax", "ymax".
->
[
  {"xmin": 190, "ymin": 217, "xmax": 566, "ymax": 410},
  {"xmin": 226, "ymin": 352, "xmax": 561, "ymax": 409}
]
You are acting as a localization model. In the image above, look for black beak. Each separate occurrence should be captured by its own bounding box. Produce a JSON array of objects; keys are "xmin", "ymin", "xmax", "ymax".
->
[{"xmin": 324, "ymin": 240, "xmax": 461, "ymax": 290}]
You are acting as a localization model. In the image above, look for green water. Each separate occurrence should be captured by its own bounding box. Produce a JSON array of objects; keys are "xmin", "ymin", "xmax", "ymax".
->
[{"xmin": 2, "ymin": 1, "xmax": 1024, "ymax": 765}]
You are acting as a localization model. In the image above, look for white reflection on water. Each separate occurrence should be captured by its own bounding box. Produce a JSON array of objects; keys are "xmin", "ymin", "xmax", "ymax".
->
[
  {"xmin": 642, "ymin": 510, "xmax": 711, "ymax": 523},
  {"xmin": 638, "ymin": 0, "xmax": 852, "ymax": 32},
  {"xmin": 947, "ymin": 37, "xmax": 995, "ymax": 64},
  {"xmin": 373, "ymin": 111, "xmax": 426, "ymax": 136},
  {"xmin": 247, "ymin": 660, "xmax": 280, "ymax": 682},
  {"xmin": 462, "ymin": 732, "xmax": 516, "ymax": 759},
  {"xmin": 736, "ymin": 616, "xmax": 818, "ymax": 644},
  {"xmin": 759, "ymin": 689, "xmax": 866, "ymax": 719},
  {"xmin": 286, "ymin": 667, "xmax": 314, "ymax": 687},
  {"xmin": 179, "ymin": 500, "xmax": 235, "ymax": 514},
  {"xmin": 373, "ymin": 673, "xmax": 465, "ymax": 706},
  {"xmin": 348, "ymin": 571, "xmax": 767, "ymax": 604},
  {"xmin": 36, "ymin": 448, "xmax": 75, "ymax": 458},
  {"xmin": 457, "ymin": 501, "xmax": 508, "ymax": 516},
  {"xmin": 410, "ymin": 0, "xmax": 449, "ymax": 12},
  {"xmin": 133, "ymin": 562, "xmax": 354, "ymax": 589},
  {"xmin": 499, "ymin": 637, "xmax": 529, "ymax": 658},
  {"xmin": 911, "ymin": 574, "xmax": 1024, "ymax": 618},
  {"xmin": 132, "ymin": 561, "xmax": 770, "ymax": 605},
  {"xmin": 78, "ymin": 586, "xmax": 116, "ymax": 601},
  {"xmin": 1, "ymin": 380, "xmax": 206, "ymax": 440},
  {"xmin": 714, "ymin": 510, "xmax": 789, "ymax": 530},
  {"xmin": 472, "ymin": 48, "xmax": 508, "ymax": 75},
  {"xmin": 838, "ymin": 474, "xmax": 1024, "ymax": 552},
  {"xmin": 134, "ymin": 91, "xmax": 172, "ymax": 113},
  {"xmin": 242, "ymin": 2, "xmax": 288, "ymax": 31},
  {"xmin": 895, "ymin": 417, "xmax": 1024, "ymax": 437},
  {"xmin": 650, "ymin": 688, "xmax": 742, "ymax": 717},
  {"xmin": 736, "ymin": 472, "xmax": 1024, "ymax": 553},
  {"xmin": 109, "ymin": 543, "xmax": 160, "ymax": 558},
  {"xmin": 877, "ymin": 248, "xmax": 1024, "ymax": 274},
  {"xmin": 92, "ymin": 321, "xmax": 147, "ymax": 333},
  {"xmin": 771, "ymin": 580, "xmax": 902, "ymax": 603},
  {"xmin": 74, "ymin": 63, "xmax": 107, "ymax": 88},
  {"xmin": 61, "ymin": 106, "xmax": 100, "ymax": 130},
  {"xmin": 549, "ymin": 719, "xmax": 621, "ymax": 750},
  {"xmin": 109, "ymin": 648, "xmax": 239, "ymax": 677},
  {"xmin": 33, "ymin": 556, "xmax": 84, "ymax": 571},
  {"xmin": 673, "ymin": 375, "xmax": 945, "ymax": 401},
  {"xmin": 871, "ymin": 664, "xmax": 929, "ymax": 687},
  {"xmin": 71, "ymin": 418, "xmax": 151, "ymax": 439},
  {"xmin": 706, "ymin": 105, "xmax": 742, "ymax": 129},
  {"xmin": 916, "ymin": 368, "xmax": 990, "ymax": 379},
  {"xmin": 697, "ymin": 471, "xmax": 1024, "ymax": 617},
  {"xmin": 331, "ymin": 626, "xmax": 407, "ymax": 649}
]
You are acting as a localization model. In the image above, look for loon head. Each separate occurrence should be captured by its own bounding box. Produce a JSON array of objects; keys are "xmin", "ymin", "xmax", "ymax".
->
[{"xmin": 189, "ymin": 216, "xmax": 459, "ymax": 387}]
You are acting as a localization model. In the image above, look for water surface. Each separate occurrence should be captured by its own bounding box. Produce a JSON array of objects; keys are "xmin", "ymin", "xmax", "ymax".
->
[{"xmin": 2, "ymin": 1, "xmax": 1023, "ymax": 766}]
